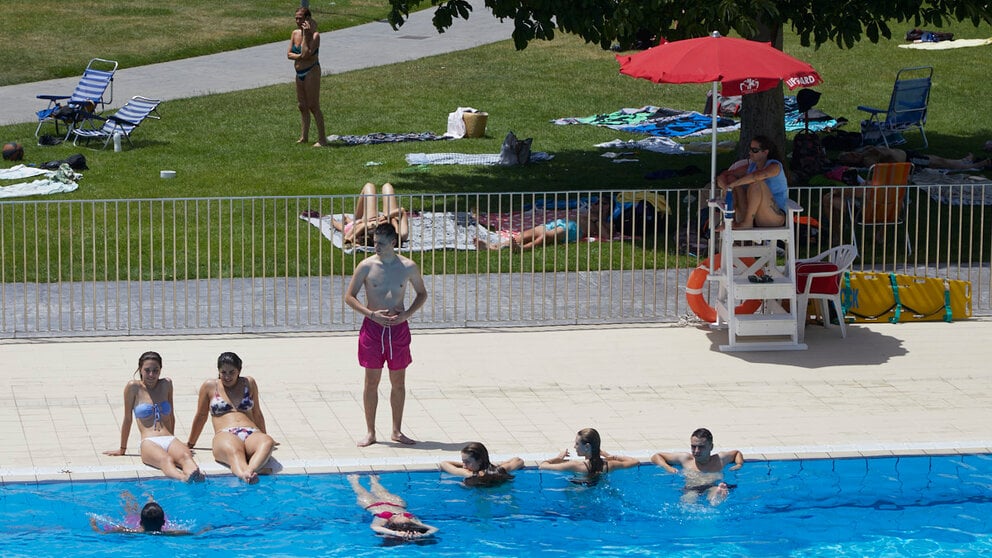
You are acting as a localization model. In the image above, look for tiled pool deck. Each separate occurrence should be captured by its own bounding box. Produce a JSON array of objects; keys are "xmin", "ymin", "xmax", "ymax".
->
[{"xmin": 1, "ymin": 319, "xmax": 990, "ymax": 483}]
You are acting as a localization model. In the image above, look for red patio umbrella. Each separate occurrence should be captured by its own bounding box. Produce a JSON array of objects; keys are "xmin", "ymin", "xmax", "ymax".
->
[{"xmin": 616, "ymin": 31, "xmax": 823, "ymax": 264}]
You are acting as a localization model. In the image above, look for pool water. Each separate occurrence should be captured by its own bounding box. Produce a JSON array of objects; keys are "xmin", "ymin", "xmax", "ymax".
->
[{"xmin": 1, "ymin": 454, "xmax": 990, "ymax": 557}]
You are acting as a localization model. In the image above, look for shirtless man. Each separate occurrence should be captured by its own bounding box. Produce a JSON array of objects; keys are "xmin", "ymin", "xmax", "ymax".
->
[
  {"xmin": 345, "ymin": 223, "xmax": 428, "ymax": 447},
  {"xmin": 651, "ymin": 427, "xmax": 744, "ymax": 505}
]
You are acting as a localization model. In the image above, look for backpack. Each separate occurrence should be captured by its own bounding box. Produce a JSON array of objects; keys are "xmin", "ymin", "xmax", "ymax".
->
[{"xmin": 790, "ymin": 131, "xmax": 828, "ymax": 184}]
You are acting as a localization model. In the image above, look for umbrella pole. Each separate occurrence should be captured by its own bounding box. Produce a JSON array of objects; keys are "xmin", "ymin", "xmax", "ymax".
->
[{"xmin": 707, "ymin": 80, "xmax": 719, "ymax": 276}]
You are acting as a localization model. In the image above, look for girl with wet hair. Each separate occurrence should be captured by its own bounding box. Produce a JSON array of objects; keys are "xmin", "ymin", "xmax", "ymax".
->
[
  {"xmin": 440, "ymin": 442, "xmax": 524, "ymax": 487},
  {"xmin": 539, "ymin": 427, "xmax": 639, "ymax": 481}
]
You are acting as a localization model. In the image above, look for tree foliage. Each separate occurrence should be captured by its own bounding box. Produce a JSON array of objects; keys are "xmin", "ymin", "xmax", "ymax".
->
[
  {"xmin": 387, "ymin": 0, "xmax": 991, "ymax": 51},
  {"xmin": 386, "ymin": 0, "xmax": 991, "ymax": 163}
]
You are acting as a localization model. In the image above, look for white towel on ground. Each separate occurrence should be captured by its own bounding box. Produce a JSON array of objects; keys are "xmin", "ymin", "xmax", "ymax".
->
[{"xmin": 301, "ymin": 212, "xmax": 502, "ymax": 253}]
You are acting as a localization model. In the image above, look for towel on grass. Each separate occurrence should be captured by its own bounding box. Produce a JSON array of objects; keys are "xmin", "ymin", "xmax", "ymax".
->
[
  {"xmin": 554, "ymin": 106, "xmax": 739, "ymax": 138},
  {"xmin": 0, "ymin": 163, "xmax": 80, "ymax": 199},
  {"xmin": 300, "ymin": 211, "xmax": 502, "ymax": 253},
  {"xmin": 913, "ymin": 169, "xmax": 992, "ymax": 205},
  {"xmin": 899, "ymin": 38, "xmax": 992, "ymax": 49},
  {"xmin": 405, "ymin": 152, "xmax": 553, "ymax": 166},
  {"xmin": 327, "ymin": 132, "xmax": 450, "ymax": 145},
  {"xmin": 0, "ymin": 164, "xmax": 50, "ymax": 180}
]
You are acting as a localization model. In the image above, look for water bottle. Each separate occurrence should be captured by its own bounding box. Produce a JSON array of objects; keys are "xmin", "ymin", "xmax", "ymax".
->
[
  {"xmin": 113, "ymin": 132, "xmax": 122, "ymax": 152},
  {"xmin": 724, "ymin": 190, "xmax": 734, "ymax": 221}
]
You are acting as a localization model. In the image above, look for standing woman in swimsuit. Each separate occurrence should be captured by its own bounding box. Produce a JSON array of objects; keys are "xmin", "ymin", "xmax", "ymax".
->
[
  {"xmin": 187, "ymin": 351, "xmax": 275, "ymax": 484},
  {"xmin": 539, "ymin": 427, "xmax": 639, "ymax": 482},
  {"xmin": 288, "ymin": 7, "xmax": 327, "ymax": 147},
  {"xmin": 104, "ymin": 351, "xmax": 204, "ymax": 482},
  {"xmin": 348, "ymin": 474, "xmax": 438, "ymax": 539}
]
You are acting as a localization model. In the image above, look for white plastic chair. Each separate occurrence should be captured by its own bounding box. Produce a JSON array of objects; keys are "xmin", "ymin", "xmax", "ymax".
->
[{"xmin": 796, "ymin": 244, "xmax": 859, "ymax": 342}]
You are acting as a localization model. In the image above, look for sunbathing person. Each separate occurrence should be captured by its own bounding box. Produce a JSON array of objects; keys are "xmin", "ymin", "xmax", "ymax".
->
[
  {"xmin": 348, "ymin": 474, "xmax": 438, "ymax": 539},
  {"xmin": 651, "ymin": 427, "xmax": 743, "ymax": 506},
  {"xmin": 837, "ymin": 146, "xmax": 991, "ymax": 170},
  {"xmin": 103, "ymin": 351, "xmax": 204, "ymax": 482},
  {"xmin": 475, "ymin": 204, "xmax": 606, "ymax": 251},
  {"xmin": 539, "ymin": 427, "xmax": 639, "ymax": 484},
  {"xmin": 332, "ymin": 182, "xmax": 410, "ymax": 248},
  {"xmin": 440, "ymin": 441, "xmax": 524, "ymax": 487}
]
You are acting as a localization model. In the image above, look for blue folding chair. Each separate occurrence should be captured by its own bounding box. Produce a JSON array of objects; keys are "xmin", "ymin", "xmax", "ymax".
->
[
  {"xmin": 857, "ymin": 66, "xmax": 933, "ymax": 148},
  {"xmin": 70, "ymin": 96, "xmax": 162, "ymax": 150},
  {"xmin": 35, "ymin": 58, "xmax": 119, "ymax": 139}
]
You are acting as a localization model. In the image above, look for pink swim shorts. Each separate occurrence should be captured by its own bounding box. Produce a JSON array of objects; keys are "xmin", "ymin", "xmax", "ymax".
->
[{"xmin": 358, "ymin": 317, "xmax": 412, "ymax": 371}]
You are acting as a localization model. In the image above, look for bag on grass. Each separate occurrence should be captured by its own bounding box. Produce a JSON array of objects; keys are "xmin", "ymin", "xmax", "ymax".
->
[{"xmin": 498, "ymin": 131, "xmax": 532, "ymax": 166}]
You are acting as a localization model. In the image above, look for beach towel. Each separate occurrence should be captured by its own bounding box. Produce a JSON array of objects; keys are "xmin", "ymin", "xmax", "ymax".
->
[
  {"xmin": 554, "ymin": 107, "xmax": 740, "ymax": 138},
  {"xmin": 784, "ymin": 95, "xmax": 838, "ymax": 132},
  {"xmin": 0, "ymin": 164, "xmax": 50, "ymax": 180},
  {"xmin": 912, "ymin": 169, "xmax": 992, "ymax": 205},
  {"xmin": 899, "ymin": 38, "xmax": 992, "ymax": 50},
  {"xmin": 300, "ymin": 211, "xmax": 502, "ymax": 253},
  {"xmin": 405, "ymin": 151, "xmax": 553, "ymax": 166},
  {"xmin": 327, "ymin": 132, "xmax": 449, "ymax": 145},
  {"xmin": 0, "ymin": 163, "xmax": 81, "ymax": 199},
  {"xmin": 595, "ymin": 137, "xmax": 686, "ymax": 154}
]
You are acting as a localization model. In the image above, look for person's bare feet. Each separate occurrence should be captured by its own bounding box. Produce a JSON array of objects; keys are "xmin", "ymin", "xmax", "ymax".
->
[
  {"xmin": 357, "ymin": 433, "xmax": 376, "ymax": 447},
  {"xmin": 313, "ymin": 140, "xmax": 327, "ymax": 148},
  {"xmin": 297, "ymin": 137, "xmax": 308, "ymax": 144},
  {"xmin": 708, "ymin": 482, "xmax": 730, "ymax": 506},
  {"xmin": 241, "ymin": 470, "xmax": 259, "ymax": 484},
  {"xmin": 391, "ymin": 433, "xmax": 416, "ymax": 445}
]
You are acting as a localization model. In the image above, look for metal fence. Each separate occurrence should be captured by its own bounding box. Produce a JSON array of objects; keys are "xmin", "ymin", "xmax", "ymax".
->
[{"xmin": 1, "ymin": 185, "xmax": 989, "ymax": 337}]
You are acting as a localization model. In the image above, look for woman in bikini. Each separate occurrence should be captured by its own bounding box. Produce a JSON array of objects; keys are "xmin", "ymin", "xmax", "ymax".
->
[
  {"xmin": 348, "ymin": 474, "xmax": 438, "ymax": 539},
  {"xmin": 331, "ymin": 182, "xmax": 410, "ymax": 249},
  {"xmin": 187, "ymin": 351, "xmax": 275, "ymax": 484},
  {"xmin": 104, "ymin": 351, "xmax": 204, "ymax": 482},
  {"xmin": 288, "ymin": 7, "xmax": 327, "ymax": 147},
  {"xmin": 539, "ymin": 427, "xmax": 639, "ymax": 483},
  {"xmin": 440, "ymin": 441, "xmax": 524, "ymax": 487}
]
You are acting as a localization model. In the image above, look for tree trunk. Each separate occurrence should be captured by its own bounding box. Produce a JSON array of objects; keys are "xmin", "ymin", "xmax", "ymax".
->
[{"xmin": 739, "ymin": 22, "xmax": 787, "ymax": 161}]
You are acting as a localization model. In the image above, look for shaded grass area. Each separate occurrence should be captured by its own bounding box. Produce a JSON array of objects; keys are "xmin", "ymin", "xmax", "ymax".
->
[
  {"xmin": 0, "ymin": 0, "xmax": 392, "ymax": 86},
  {"xmin": 2, "ymin": 18, "xmax": 991, "ymax": 281}
]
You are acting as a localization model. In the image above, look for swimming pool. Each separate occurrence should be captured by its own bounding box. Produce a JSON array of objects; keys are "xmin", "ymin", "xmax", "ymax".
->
[{"xmin": 2, "ymin": 454, "xmax": 990, "ymax": 557}]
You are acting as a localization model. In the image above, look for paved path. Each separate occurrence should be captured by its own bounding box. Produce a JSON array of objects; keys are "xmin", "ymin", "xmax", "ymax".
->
[
  {"xmin": 0, "ymin": 1, "xmax": 514, "ymax": 126},
  {"xmin": 1, "ymin": 320, "xmax": 989, "ymax": 482}
]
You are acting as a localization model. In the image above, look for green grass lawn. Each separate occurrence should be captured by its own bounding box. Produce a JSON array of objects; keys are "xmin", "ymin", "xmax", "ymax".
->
[
  {"xmin": 0, "ymin": 0, "xmax": 394, "ymax": 86},
  {"xmin": 1, "ymin": 13, "xmax": 990, "ymax": 280}
]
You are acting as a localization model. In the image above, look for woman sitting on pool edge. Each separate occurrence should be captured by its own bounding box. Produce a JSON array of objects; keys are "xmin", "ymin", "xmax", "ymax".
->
[
  {"xmin": 348, "ymin": 474, "xmax": 438, "ymax": 539},
  {"xmin": 103, "ymin": 351, "xmax": 204, "ymax": 482},
  {"xmin": 440, "ymin": 442, "xmax": 524, "ymax": 487},
  {"xmin": 475, "ymin": 203, "xmax": 607, "ymax": 251},
  {"xmin": 539, "ymin": 427, "xmax": 639, "ymax": 483},
  {"xmin": 186, "ymin": 351, "xmax": 276, "ymax": 484},
  {"xmin": 331, "ymin": 182, "xmax": 410, "ymax": 249}
]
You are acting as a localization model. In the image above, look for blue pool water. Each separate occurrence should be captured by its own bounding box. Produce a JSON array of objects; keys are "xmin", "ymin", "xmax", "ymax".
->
[{"xmin": 1, "ymin": 454, "xmax": 990, "ymax": 557}]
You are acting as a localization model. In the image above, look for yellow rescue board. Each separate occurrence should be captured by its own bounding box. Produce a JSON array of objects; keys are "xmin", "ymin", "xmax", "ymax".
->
[{"xmin": 842, "ymin": 271, "xmax": 972, "ymax": 323}]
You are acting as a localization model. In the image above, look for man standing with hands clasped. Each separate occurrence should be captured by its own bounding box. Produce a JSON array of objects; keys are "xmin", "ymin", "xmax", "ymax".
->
[{"xmin": 345, "ymin": 223, "xmax": 427, "ymax": 447}]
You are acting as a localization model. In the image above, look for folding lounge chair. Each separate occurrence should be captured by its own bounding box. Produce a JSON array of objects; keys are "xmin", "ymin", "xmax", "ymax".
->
[
  {"xmin": 857, "ymin": 66, "xmax": 933, "ymax": 148},
  {"xmin": 846, "ymin": 162, "xmax": 914, "ymax": 253},
  {"xmin": 35, "ymin": 58, "xmax": 119, "ymax": 139},
  {"xmin": 70, "ymin": 96, "xmax": 162, "ymax": 150}
]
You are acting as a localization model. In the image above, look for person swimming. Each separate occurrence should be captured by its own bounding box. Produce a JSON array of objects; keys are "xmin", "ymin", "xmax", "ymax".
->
[{"xmin": 349, "ymin": 474, "xmax": 438, "ymax": 539}]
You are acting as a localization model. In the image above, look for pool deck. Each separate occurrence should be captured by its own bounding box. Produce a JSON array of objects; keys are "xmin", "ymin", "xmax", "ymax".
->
[{"xmin": 1, "ymin": 319, "xmax": 990, "ymax": 483}]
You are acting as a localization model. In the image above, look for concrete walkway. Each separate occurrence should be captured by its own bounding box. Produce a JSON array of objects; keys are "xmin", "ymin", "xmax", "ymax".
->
[
  {"xmin": 0, "ymin": 1, "xmax": 514, "ymax": 126},
  {"xmin": 1, "ymin": 319, "xmax": 989, "ymax": 482}
]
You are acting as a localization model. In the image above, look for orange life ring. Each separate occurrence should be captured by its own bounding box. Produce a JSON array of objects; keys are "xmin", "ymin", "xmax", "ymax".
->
[{"xmin": 685, "ymin": 254, "xmax": 762, "ymax": 323}]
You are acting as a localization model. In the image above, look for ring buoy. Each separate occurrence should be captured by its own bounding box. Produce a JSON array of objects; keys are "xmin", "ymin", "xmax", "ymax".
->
[{"xmin": 685, "ymin": 254, "xmax": 762, "ymax": 323}]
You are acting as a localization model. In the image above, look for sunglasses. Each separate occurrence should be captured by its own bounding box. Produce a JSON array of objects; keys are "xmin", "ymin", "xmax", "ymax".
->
[{"xmin": 749, "ymin": 147, "xmax": 764, "ymax": 153}]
